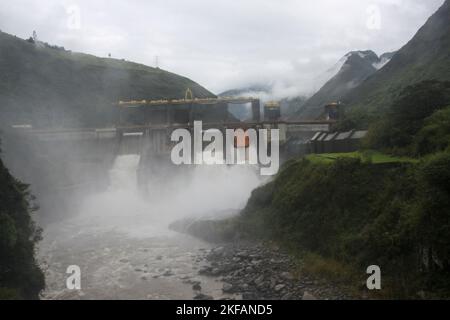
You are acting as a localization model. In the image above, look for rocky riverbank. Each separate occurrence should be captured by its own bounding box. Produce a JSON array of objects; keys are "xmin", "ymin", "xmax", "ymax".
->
[{"xmin": 192, "ymin": 242, "xmax": 351, "ymax": 300}]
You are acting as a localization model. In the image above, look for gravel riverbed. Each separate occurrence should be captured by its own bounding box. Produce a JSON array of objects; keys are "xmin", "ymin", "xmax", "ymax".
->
[{"xmin": 192, "ymin": 242, "xmax": 351, "ymax": 300}]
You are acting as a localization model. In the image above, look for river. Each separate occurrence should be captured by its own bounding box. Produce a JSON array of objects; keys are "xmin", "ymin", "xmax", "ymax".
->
[{"xmin": 38, "ymin": 154, "xmax": 264, "ymax": 299}]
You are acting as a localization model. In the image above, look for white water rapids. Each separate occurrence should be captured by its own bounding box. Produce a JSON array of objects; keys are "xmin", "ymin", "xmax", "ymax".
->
[{"xmin": 38, "ymin": 154, "xmax": 265, "ymax": 299}]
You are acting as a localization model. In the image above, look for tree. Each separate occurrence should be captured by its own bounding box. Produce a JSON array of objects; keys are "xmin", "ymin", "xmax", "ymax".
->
[
  {"xmin": 414, "ymin": 106, "xmax": 450, "ymax": 155},
  {"xmin": 366, "ymin": 80, "xmax": 450, "ymax": 154}
]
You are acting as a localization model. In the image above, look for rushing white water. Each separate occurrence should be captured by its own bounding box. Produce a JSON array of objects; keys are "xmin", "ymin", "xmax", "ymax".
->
[{"xmin": 39, "ymin": 154, "xmax": 265, "ymax": 299}]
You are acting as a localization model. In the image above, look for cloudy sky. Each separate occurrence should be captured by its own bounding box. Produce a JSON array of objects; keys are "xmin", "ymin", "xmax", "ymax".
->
[{"xmin": 0, "ymin": 0, "xmax": 445, "ymax": 96}]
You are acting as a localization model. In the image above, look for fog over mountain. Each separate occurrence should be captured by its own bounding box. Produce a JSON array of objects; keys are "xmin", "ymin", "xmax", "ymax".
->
[
  {"xmin": 219, "ymin": 49, "xmax": 395, "ymax": 119},
  {"xmin": 344, "ymin": 0, "xmax": 450, "ymax": 111},
  {"xmin": 0, "ymin": 0, "xmax": 445, "ymax": 96},
  {"xmin": 0, "ymin": 31, "xmax": 214, "ymax": 127},
  {"xmin": 291, "ymin": 50, "xmax": 396, "ymax": 119}
]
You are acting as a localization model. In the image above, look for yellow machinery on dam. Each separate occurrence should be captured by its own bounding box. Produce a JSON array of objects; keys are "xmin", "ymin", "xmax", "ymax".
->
[
  {"xmin": 113, "ymin": 92, "xmax": 334, "ymax": 152},
  {"xmin": 115, "ymin": 96, "xmax": 262, "ymax": 127},
  {"xmin": 12, "ymin": 95, "xmax": 336, "ymax": 161}
]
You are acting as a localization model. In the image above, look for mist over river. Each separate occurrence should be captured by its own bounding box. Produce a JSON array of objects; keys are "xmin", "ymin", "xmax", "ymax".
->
[{"xmin": 38, "ymin": 154, "xmax": 265, "ymax": 299}]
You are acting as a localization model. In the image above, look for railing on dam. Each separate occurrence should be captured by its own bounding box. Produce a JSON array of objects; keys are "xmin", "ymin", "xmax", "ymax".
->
[{"xmin": 12, "ymin": 120, "xmax": 335, "ymax": 157}]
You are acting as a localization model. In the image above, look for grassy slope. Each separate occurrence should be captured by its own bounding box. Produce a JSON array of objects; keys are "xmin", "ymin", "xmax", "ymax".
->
[
  {"xmin": 0, "ymin": 32, "xmax": 215, "ymax": 127},
  {"xmin": 306, "ymin": 151, "xmax": 417, "ymax": 164}
]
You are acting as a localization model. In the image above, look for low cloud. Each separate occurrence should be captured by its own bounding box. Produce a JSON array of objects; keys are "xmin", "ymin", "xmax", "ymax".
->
[{"xmin": 0, "ymin": 0, "xmax": 444, "ymax": 96}]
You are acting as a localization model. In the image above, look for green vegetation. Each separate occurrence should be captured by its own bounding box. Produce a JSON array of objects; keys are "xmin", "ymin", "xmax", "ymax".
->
[
  {"xmin": 167, "ymin": 1, "xmax": 450, "ymax": 299},
  {"xmin": 0, "ymin": 31, "xmax": 215, "ymax": 128},
  {"xmin": 363, "ymin": 81, "xmax": 450, "ymax": 156},
  {"xmin": 306, "ymin": 151, "xmax": 417, "ymax": 164},
  {"xmin": 414, "ymin": 106, "xmax": 450, "ymax": 155},
  {"xmin": 294, "ymin": 252, "xmax": 357, "ymax": 291},
  {"xmin": 0, "ymin": 144, "xmax": 45, "ymax": 299},
  {"xmin": 227, "ymin": 76, "xmax": 450, "ymax": 298},
  {"xmin": 231, "ymin": 154, "xmax": 450, "ymax": 298}
]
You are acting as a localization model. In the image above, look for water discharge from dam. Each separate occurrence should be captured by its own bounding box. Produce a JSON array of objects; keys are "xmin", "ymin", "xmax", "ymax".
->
[{"xmin": 39, "ymin": 154, "xmax": 265, "ymax": 299}]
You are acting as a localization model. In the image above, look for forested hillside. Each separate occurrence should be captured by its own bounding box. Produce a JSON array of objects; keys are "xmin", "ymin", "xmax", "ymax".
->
[{"xmin": 0, "ymin": 31, "xmax": 214, "ymax": 128}]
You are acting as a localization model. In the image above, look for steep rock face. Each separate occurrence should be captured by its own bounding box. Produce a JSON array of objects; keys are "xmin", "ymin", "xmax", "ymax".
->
[{"xmin": 0, "ymin": 31, "xmax": 214, "ymax": 128}]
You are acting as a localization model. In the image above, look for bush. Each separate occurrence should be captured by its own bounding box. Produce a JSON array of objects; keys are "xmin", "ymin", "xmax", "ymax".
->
[
  {"xmin": 414, "ymin": 106, "xmax": 450, "ymax": 155},
  {"xmin": 365, "ymin": 81, "xmax": 450, "ymax": 155},
  {"xmin": 0, "ymin": 155, "xmax": 44, "ymax": 299},
  {"xmin": 415, "ymin": 152, "xmax": 450, "ymax": 271},
  {"xmin": 236, "ymin": 153, "xmax": 450, "ymax": 297}
]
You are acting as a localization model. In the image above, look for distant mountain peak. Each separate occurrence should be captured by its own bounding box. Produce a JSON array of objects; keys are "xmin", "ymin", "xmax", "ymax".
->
[
  {"xmin": 348, "ymin": 50, "xmax": 378, "ymax": 60},
  {"xmin": 374, "ymin": 51, "xmax": 397, "ymax": 70},
  {"xmin": 343, "ymin": 0, "xmax": 450, "ymax": 112},
  {"xmin": 291, "ymin": 49, "xmax": 396, "ymax": 120}
]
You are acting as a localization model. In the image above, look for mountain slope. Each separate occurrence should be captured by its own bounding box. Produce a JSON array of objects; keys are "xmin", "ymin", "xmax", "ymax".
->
[
  {"xmin": 292, "ymin": 50, "xmax": 394, "ymax": 119},
  {"xmin": 0, "ymin": 31, "xmax": 215, "ymax": 128},
  {"xmin": 344, "ymin": 0, "xmax": 450, "ymax": 112}
]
